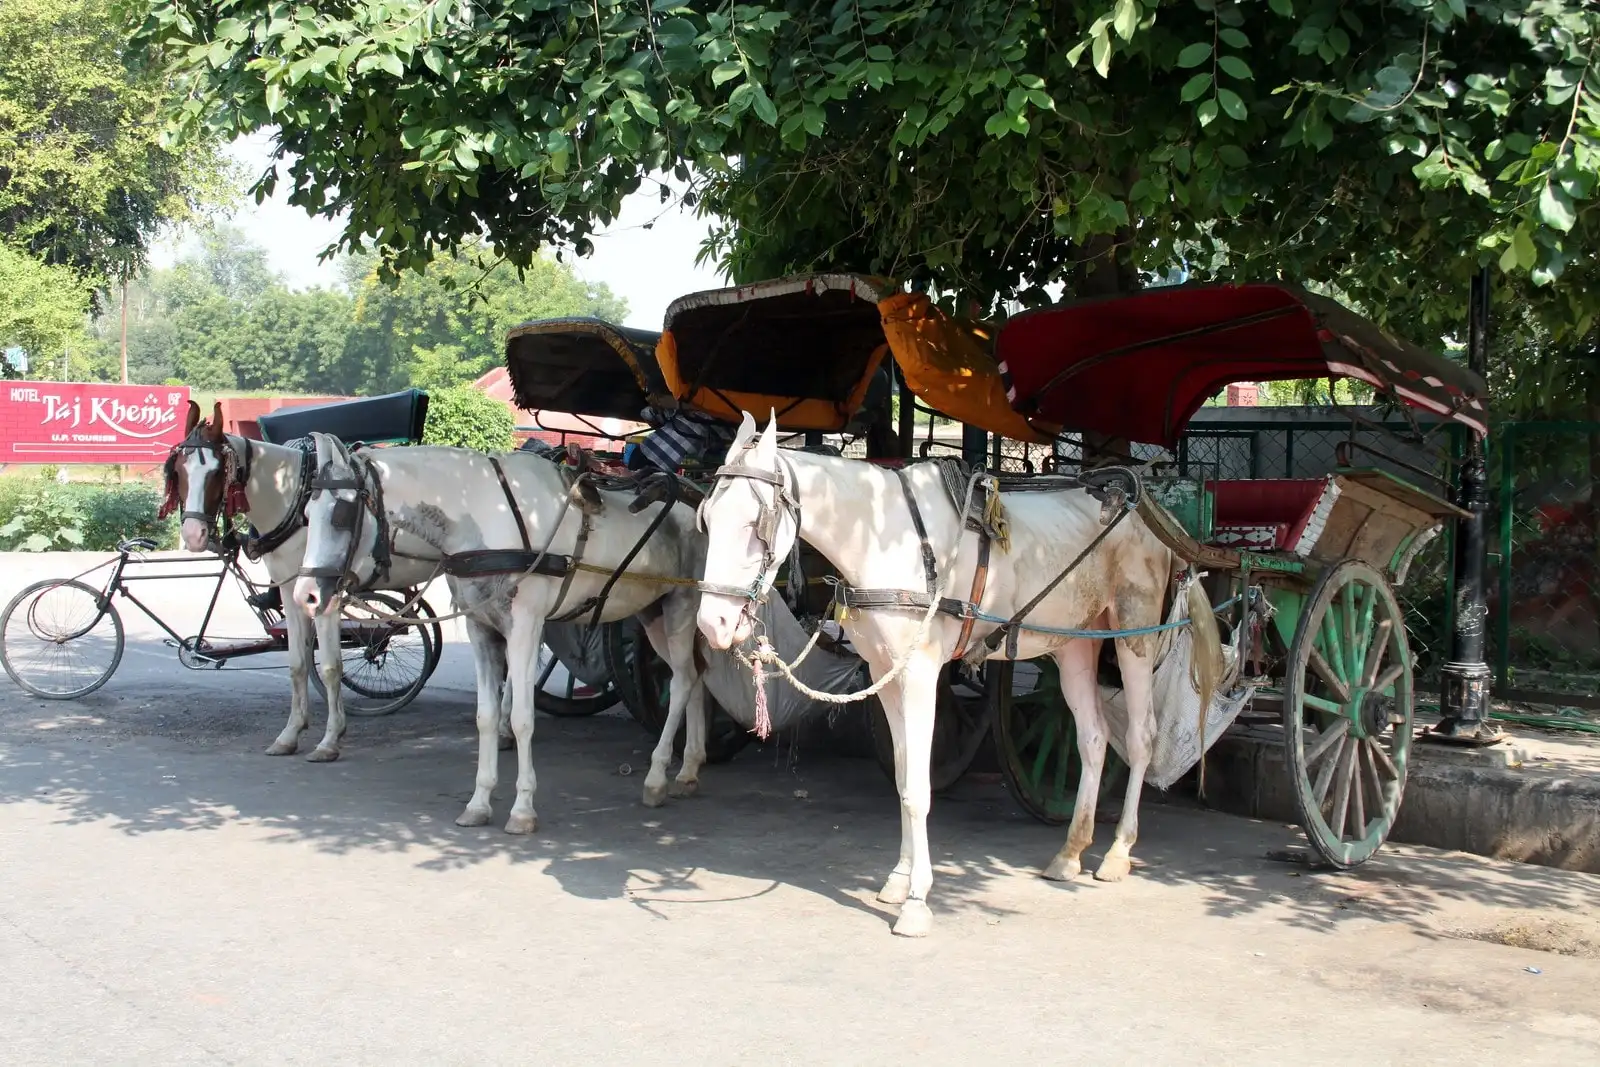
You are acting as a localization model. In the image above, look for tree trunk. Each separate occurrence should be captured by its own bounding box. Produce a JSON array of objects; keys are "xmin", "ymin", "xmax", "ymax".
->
[
  {"xmin": 1068, "ymin": 230, "xmax": 1136, "ymax": 468},
  {"xmin": 119, "ymin": 276, "xmax": 129, "ymax": 384}
]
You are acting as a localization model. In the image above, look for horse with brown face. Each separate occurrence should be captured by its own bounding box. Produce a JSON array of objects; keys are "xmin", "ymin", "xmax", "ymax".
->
[{"xmin": 162, "ymin": 400, "xmax": 446, "ymax": 761}]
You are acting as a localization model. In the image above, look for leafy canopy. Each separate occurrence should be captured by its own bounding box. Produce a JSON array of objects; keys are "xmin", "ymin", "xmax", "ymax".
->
[
  {"xmin": 136, "ymin": 0, "xmax": 1598, "ymax": 342},
  {"xmin": 1, "ymin": 0, "xmax": 236, "ymax": 281}
]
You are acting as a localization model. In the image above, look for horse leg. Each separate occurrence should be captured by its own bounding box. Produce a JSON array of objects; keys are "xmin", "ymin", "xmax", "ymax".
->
[
  {"xmin": 891, "ymin": 651, "xmax": 941, "ymax": 938},
  {"xmin": 503, "ymin": 600, "xmax": 545, "ymax": 835},
  {"xmin": 1096, "ymin": 638, "xmax": 1156, "ymax": 882},
  {"xmin": 1041, "ymin": 637, "xmax": 1109, "ymax": 882},
  {"xmin": 456, "ymin": 618, "xmax": 509, "ymax": 827},
  {"xmin": 307, "ymin": 606, "xmax": 346, "ymax": 762},
  {"xmin": 872, "ymin": 674, "xmax": 914, "ymax": 906},
  {"xmin": 266, "ymin": 599, "xmax": 311, "ymax": 756},
  {"xmin": 640, "ymin": 616, "xmax": 689, "ymax": 807},
  {"xmin": 496, "ymin": 631, "xmax": 514, "ymax": 752},
  {"xmin": 664, "ymin": 599, "xmax": 709, "ymax": 797}
]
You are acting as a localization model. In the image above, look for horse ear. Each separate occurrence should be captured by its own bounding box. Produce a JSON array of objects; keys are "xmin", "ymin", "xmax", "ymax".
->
[
  {"xmin": 206, "ymin": 401, "xmax": 226, "ymax": 442},
  {"xmin": 184, "ymin": 400, "xmax": 200, "ymax": 434},
  {"xmin": 312, "ymin": 432, "xmax": 333, "ymax": 470},
  {"xmin": 754, "ymin": 409, "xmax": 780, "ymax": 463},
  {"xmin": 726, "ymin": 411, "xmax": 758, "ymax": 459}
]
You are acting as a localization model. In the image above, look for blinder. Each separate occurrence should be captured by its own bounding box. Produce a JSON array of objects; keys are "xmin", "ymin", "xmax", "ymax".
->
[{"xmin": 695, "ymin": 454, "xmax": 803, "ymax": 610}]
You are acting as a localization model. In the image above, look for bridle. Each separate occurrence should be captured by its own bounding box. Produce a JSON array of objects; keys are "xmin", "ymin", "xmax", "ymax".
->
[
  {"xmin": 297, "ymin": 433, "xmax": 392, "ymax": 592},
  {"xmin": 161, "ymin": 427, "xmax": 251, "ymax": 530},
  {"xmin": 695, "ymin": 448, "xmax": 805, "ymax": 625}
]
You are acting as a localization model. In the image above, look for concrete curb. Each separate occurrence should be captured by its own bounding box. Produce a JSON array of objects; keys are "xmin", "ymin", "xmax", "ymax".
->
[{"xmin": 1204, "ymin": 726, "xmax": 1600, "ymax": 873}]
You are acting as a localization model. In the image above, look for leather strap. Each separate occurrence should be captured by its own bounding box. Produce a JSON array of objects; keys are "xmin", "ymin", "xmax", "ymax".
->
[
  {"xmin": 950, "ymin": 532, "xmax": 991, "ymax": 661},
  {"xmin": 488, "ymin": 456, "xmax": 533, "ymax": 553}
]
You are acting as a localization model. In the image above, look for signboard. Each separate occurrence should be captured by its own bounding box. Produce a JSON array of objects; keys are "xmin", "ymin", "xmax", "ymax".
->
[{"xmin": 0, "ymin": 381, "xmax": 191, "ymax": 464}]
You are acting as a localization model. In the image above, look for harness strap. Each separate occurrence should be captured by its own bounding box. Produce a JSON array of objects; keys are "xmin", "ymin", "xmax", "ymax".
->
[
  {"xmin": 442, "ymin": 549, "xmax": 575, "ymax": 579},
  {"xmin": 894, "ymin": 468, "xmax": 940, "ymax": 600},
  {"xmin": 488, "ymin": 456, "xmax": 533, "ymax": 553},
  {"xmin": 546, "ymin": 509, "xmax": 594, "ymax": 622},
  {"xmin": 951, "ymin": 533, "xmax": 992, "ymax": 662}
]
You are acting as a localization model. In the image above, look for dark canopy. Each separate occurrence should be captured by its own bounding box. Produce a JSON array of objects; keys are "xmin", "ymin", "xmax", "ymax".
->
[
  {"xmin": 997, "ymin": 282, "xmax": 1489, "ymax": 448},
  {"xmin": 503, "ymin": 318, "xmax": 668, "ymax": 422}
]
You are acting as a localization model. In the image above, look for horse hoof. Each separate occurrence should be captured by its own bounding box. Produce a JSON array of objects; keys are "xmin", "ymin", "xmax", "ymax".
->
[
  {"xmin": 667, "ymin": 779, "xmax": 699, "ymax": 799},
  {"xmin": 1094, "ymin": 854, "xmax": 1132, "ymax": 883},
  {"xmin": 1041, "ymin": 856, "xmax": 1082, "ymax": 882},
  {"xmin": 504, "ymin": 811, "xmax": 538, "ymax": 835},
  {"xmin": 455, "ymin": 806, "xmax": 493, "ymax": 828},
  {"xmin": 876, "ymin": 873, "xmax": 911, "ymax": 905},
  {"xmin": 264, "ymin": 740, "xmax": 297, "ymax": 757},
  {"xmin": 641, "ymin": 783, "xmax": 668, "ymax": 808},
  {"xmin": 305, "ymin": 747, "xmax": 340, "ymax": 764},
  {"xmin": 892, "ymin": 900, "xmax": 933, "ymax": 938}
]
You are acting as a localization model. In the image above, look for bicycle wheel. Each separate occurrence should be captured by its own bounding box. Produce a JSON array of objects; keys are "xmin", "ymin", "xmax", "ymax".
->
[
  {"xmin": 1, "ymin": 578, "xmax": 125, "ymax": 699},
  {"xmin": 311, "ymin": 592, "xmax": 436, "ymax": 717},
  {"xmin": 411, "ymin": 595, "xmax": 446, "ymax": 680}
]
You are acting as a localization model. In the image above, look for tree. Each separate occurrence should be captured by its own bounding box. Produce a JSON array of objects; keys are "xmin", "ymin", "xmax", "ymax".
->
[
  {"xmin": 1, "ymin": 0, "xmax": 236, "ymax": 283},
  {"xmin": 136, "ymin": 1, "xmax": 1597, "ymax": 349},
  {"xmin": 342, "ymin": 243, "xmax": 628, "ymax": 392},
  {"xmin": 0, "ymin": 245, "xmax": 92, "ymax": 377}
]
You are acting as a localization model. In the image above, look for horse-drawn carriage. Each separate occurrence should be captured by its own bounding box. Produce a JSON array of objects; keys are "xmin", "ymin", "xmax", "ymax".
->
[{"xmin": 504, "ymin": 274, "xmax": 1486, "ymax": 872}]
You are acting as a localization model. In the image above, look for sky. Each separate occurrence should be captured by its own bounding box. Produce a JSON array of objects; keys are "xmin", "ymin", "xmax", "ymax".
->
[{"xmin": 153, "ymin": 130, "xmax": 727, "ymax": 329}]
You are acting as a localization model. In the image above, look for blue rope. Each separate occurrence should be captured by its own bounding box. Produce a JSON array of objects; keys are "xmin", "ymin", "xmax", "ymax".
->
[{"xmin": 968, "ymin": 594, "xmax": 1241, "ymax": 640}]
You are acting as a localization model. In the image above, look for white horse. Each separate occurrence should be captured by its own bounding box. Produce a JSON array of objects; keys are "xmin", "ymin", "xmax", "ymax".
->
[
  {"xmin": 696, "ymin": 413, "xmax": 1220, "ymax": 937},
  {"xmin": 289, "ymin": 434, "xmax": 712, "ymax": 833},
  {"xmin": 165, "ymin": 402, "xmax": 443, "ymax": 761}
]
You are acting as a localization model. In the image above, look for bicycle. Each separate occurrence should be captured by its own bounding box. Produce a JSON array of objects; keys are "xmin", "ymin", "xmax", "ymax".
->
[{"xmin": 0, "ymin": 536, "xmax": 443, "ymax": 714}]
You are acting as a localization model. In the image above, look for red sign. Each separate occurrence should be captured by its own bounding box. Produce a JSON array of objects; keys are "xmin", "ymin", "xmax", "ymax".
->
[{"xmin": 0, "ymin": 381, "xmax": 192, "ymax": 464}]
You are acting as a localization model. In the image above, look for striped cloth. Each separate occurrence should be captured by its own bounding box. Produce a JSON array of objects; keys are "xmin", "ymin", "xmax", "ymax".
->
[{"xmin": 635, "ymin": 406, "xmax": 738, "ymax": 472}]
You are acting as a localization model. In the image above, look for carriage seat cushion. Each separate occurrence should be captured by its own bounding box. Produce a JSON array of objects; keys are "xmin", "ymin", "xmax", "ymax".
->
[{"xmin": 1206, "ymin": 478, "xmax": 1337, "ymax": 555}]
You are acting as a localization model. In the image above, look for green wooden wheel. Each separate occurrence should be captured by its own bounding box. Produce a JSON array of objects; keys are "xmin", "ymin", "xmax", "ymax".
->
[
  {"xmin": 1283, "ymin": 559, "xmax": 1414, "ymax": 869},
  {"xmin": 602, "ymin": 618, "xmax": 751, "ymax": 764},
  {"xmin": 987, "ymin": 658, "xmax": 1128, "ymax": 826}
]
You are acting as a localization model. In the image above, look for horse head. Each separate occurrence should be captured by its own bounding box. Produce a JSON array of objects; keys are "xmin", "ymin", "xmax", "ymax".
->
[
  {"xmin": 292, "ymin": 432, "xmax": 372, "ymax": 617},
  {"xmin": 164, "ymin": 401, "xmax": 244, "ymax": 553},
  {"xmin": 695, "ymin": 410, "xmax": 799, "ymax": 650}
]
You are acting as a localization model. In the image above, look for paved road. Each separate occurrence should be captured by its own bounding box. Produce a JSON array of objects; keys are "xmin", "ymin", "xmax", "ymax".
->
[{"xmin": 2, "ymin": 554, "xmax": 1599, "ymax": 1065}]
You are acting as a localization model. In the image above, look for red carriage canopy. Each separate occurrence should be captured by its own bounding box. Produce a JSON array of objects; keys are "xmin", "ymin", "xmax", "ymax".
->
[{"xmin": 996, "ymin": 282, "xmax": 1489, "ymax": 448}]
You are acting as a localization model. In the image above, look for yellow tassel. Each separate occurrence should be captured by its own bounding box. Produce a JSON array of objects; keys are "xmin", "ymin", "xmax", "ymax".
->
[{"xmin": 983, "ymin": 483, "xmax": 1011, "ymax": 553}]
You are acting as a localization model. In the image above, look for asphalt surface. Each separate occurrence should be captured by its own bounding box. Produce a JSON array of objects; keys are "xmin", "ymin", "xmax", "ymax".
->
[{"xmin": 2, "ymin": 553, "xmax": 1599, "ymax": 1065}]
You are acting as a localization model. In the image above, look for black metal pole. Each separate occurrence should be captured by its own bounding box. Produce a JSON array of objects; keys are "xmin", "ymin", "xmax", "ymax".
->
[
  {"xmin": 962, "ymin": 423, "xmax": 988, "ymax": 467},
  {"xmin": 1431, "ymin": 266, "xmax": 1502, "ymax": 744},
  {"xmin": 896, "ymin": 364, "xmax": 916, "ymax": 458}
]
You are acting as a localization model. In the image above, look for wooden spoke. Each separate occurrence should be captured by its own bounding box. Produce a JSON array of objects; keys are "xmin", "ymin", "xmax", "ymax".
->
[
  {"xmin": 1303, "ymin": 692, "xmax": 1346, "ymax": 716},
  {"xmin": 1306, "ymin": 644, "xmax": 1351, "ymax": 703},
  {"xmin": 1030, "ymin": 716, "xmax": 1057, "ymax": 786},
  {"xmin": 1313, "ymin": 734, "xmax": 1345, "ymax": 807},
  {"xmin": 1365, "ymin": 735, "xmax": 1398, "ymax": 779},
  {"xmin": 1353, "ymin": 584, "xmax": 1376, "ymax": 678},
  {"xmin": 1373, "ymin": 662, "xmax": 1404, "ymax": 695},
  {"xmin": 1361, "ymin": 618, "xmax": 1393, "ymax": 689},
  {"xmin": 1350, "ymin": 740, "xmax": 1366, "ymax": 836},
  {"xmin": 1306, "ymin": 716, "xmax": 1350, "ymax": 767},
  {"xmin": 1341, "ymin": 582, "xmax": 1360, "ymax": 683},
  {"xmin": 1329, "ymin": 737, "xmax": 1358, "ymax": 839},
  {"xmin": 1319, "ymin": 611, "xmax": 1348, "ymax": 686}
]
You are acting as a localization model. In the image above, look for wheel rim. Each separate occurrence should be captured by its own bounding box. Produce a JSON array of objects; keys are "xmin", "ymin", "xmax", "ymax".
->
[
  {"xmin": 315, "ymin": 593, "xmax": 434, "ymax": 715},
  {"xmin": 990, "ymin": 659, "xmax": 1128, "ymax": 826},
  {"xmin": 1284, "ymin": 560, "xmax": 1413, "ymax": 868},
  {"xmin": 2, "ymin": 581, "xmax": 122, "ymax": 698}
]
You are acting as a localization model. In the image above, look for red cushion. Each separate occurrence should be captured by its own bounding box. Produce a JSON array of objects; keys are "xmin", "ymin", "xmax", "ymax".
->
[{"xmin": 1207, "ymin": 479, "xmax": 1329, "ymax": 551}]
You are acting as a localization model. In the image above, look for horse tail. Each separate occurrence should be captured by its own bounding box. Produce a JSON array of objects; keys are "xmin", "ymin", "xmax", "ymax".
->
[{"xmin": 1186, "ymin": 575, "xmax": 1223, "ymax": 798}]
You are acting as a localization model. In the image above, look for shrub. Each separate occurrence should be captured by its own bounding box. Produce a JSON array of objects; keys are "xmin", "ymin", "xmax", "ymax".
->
[
  {"xmin": 0, "ymin": 479, "xmax": 175, "ymax": 552},
  {"xmin": 420, "ymin": 386, "xmax": 516, "ymax": 453},
  {"xmin": 0, "ymin": 485, "xmax": 87, "ymax": 551}
]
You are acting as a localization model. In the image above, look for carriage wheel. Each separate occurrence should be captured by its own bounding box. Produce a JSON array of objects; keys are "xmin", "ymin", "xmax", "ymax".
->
[
  {"xmin": 867, "ymin": 663, "xmax": 990, "ymax": 793},
  {"xmin": 1, "ymin": 579, "xmax": 124, "ymax": 699},
  {"xmin": 312, "ymin": 592, "xmax": 436, "ymax": 717},
  {"xmin": 987, "ymin": 658, "xmax": 1129, "ymax": 826},
  {"xmin": 535, "ymin": 620, "xmax": 620, "ymax": 717},
  {"xmin": 1283, "ymin": 560, "xmax": 1413, "ymax": 869},
  {"xmin": 602, "ymin": 619, "xmax": 751, "ymax": 764}
]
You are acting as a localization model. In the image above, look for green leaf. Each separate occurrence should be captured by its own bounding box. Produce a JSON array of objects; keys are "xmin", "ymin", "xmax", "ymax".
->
[
  {"xmin": 454, "ymin": 141, "xmax": 478, "ymax": 171},
  {"xmin": 867, "ymin": 44, "xmax": 893, "ymax": 62},
  {"xmin": 1092, "ymin": 29, "xmax": 1112, "ymax": 78},
  {"xmin": 1217, "ymin": 88, "xmax": 1246, "ymax": 121},
  {"xmin": 21, "ymin": 534, "xmax": 50, "ymax": 553},
  {"xmin": 1268, "ymin": 0, "xmax": 1293, "ymax": 14},
  {"xmin": 655, "ymin": 17, "xmax": 698, "ymax": 50},
  {"xmin": 748, "ymin": 82, "xmax": 778, "ymax": 126},
  {"xmin": 1113, "ymin": 0, "xmax": 1139, "ymax": 42},
  {"xmin": 264, "ymin": 82, "xmax": 285, "ymax": 114},
  {"xmin": 1218, "ymin": 56, "xmax": 1252, "ymax": 80},
  {"xmin": 1176, "ymin": 42, "xmax": 1212, "ymax": 68},
  {"xmin": 1197, "ymin": 98, "xmax": 1219, "ymax": 127},
  {"xmin": 377, "ymin": 52, "xmax": 405, "ymax": 79},
  {"xmin": 1181, "ymin": 72, "xmax": 1212, "ymax": 102},
  {"xmin": 711, "ymin": 60, "xmax": 744, "ymax": 87},
  {"xmin": 1512, "ymin": 226, "xmax": 1537, "ymax": 269},
  {"xmin": 1219, "ymin": 28, "xmax": 1249, "ymax": 49},
  {"xmin": 59, "ymin": 527, "xmax": 83, "ymax": 546},
  {"xmin": 1537, "ymin": 183, "xmax": 1576, "ymax": 232},
  {"xmin": 216, "ymin": 17, "xmax": 249, "ymax": 43},
  {"xmin": 1217, "ymin": 144, "xmax": 1248, "ymax": 168}
]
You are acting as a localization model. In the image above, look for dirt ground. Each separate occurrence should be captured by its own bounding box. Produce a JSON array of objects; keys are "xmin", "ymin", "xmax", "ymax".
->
[{"xmin": 2, "ymin": 554, "xmax": 1599, "ymax": 1064}]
